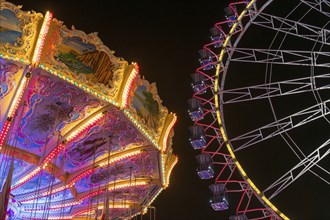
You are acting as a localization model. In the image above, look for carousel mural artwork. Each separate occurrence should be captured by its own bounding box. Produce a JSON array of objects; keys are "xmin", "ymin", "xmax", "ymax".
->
[
  {"xmin": 0, "ymin": 1, "xmax": 178, "ymax": 219},
  {"xmin": 0, "ymin": 8, "xmax": 23, "ymax": 45}
]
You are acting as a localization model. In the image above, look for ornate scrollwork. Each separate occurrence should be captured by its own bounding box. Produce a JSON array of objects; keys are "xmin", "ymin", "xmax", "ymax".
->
[
  {"xmin": 41, "ymin": 18, "xmax": 128, "ymax": 99},
  {"xmin": 0, "ymin": 1, "xmax": 43, "ymax": 60},
  {"xmin": 127, "ymin": 76, "xmax": 169, "ymax": 141}
]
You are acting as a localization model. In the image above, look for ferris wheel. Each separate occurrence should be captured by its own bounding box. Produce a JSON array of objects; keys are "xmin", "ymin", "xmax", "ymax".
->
[{"xmin": 188, "ymin": 0, "xmax": 330, "ymax": 219}]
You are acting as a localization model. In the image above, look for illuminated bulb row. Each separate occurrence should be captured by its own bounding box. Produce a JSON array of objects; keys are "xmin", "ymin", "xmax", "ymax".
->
[
  {"xmin": 8, "ymin": 76, "xmax": 29, "ymax": 118},
  {"xmin": 44, "ymin": 184, "xmax": 145, "ymax": 218},
  {"xmin": 47, "ymin": 216, "xmax": 72, "ymax": 220},
  {"xmin": 48, "ymin": 201, "xmax": 78, "ymax": 210},
  {"xmin": 13, "ymin": 143, "xmax": 64, "ymax": 191},
  {"xmin": 20, "ymin": 215, "xmax": 68, "ymax": 220},
  {"xmin": 47, "ymin": 185, "xmax": 67, "ymax": 194},
  {"xmin": 121, "ymin": 62, "xmax": 139, "ymax": 108},
  {"xmin": 161, "ymin": 154, "xmax": 166, "ymax": 186},
  {"xmin": 123, "ymin": 109, "xmax": 159, "ymax": 149},
  {"xmin": 18, "ymin": 111, "xmax": 103, "ymax": 192},
  {"xmin": 108, "ymin": 180, "xmax": 148, "ymax": 191},
  {"xmin": 79, "ymin": 189, "xmax": 104, "ymax": 202},
  {"xmin": 20, "ymin": 151, "xmax": 144, "ymax": 202},
  {"xmin": 0, "ymin": 53, "xmax": 30, "ymax": 64},
  {"xmin": 32, "ymin": 11, "xmax": 53, "ymax": 65},
  {"xmin": 73, "ymin": 208, "xmax": 95, "ymax": 217},
  {"xmin": 135, "ymin": 210, "xmax": 145, "ymax": 219},
  {"xmin": 68, "ymin": 168, "xmax": 94, "ymax": 187},
  {"xmin": 42, "ymin": 179, "xmax": 146, "ymax": 210},
  {"xmin": 24, "ymin": 207, "xmax": 49, "ymax": 212},
  {"xmin": 165, "ymin": 157, "xmax": 178, "ymax": 188},
  {"xmin": 0, "ymin": 120, "xmax": 11, "ymax": 150},
  {"xmin": 20, "ymin": 185, "xmax": 67, "ymax": 202},
  {"xmin": 162, "ymin": 114, "xmax": 177, "ymax": 152},
  {"xmin": 144, "ymin": 188, "xmax": 163, "ymax": 208},
  {"xmin": 98, "ymin": 149, "xmax": 142, "ymax": 167},
  {"xmin": 39, "ymin": 64, "xmax": 119, "ymax": 106},
  {"xmin": 50, "ymin": 180, "xmax": 147, "ymax": 209},
  {"xmin": 24, "ymin": 201, "xmax": 81, "ymax": 211},
  {"xmin": 42, "ymin": 143, "xmax": 65, "ymax": 167},
  {"xmin": 217, "ymin": 87, "xmax": 285, "ymax": 218},
  {"xmin": 97, "ymin": 204, "xmax": 130, "ymax": 209},
  {"xmin": 132, "ymin": 62, "xmax": 140, "ymax": 72},
  {"xmin": 39, "ymin": 202, "xmax": 130, "ymax": 215},
  {"xmin": 12, "ymin": 167, "xmax": 42, "ymax": 189},
  {"xmin": 66, "ymin": 112, "xmax": 104, "ymax": 141},
  {"xmin": 212, "ymin": 1, "xmax": 288, "ymax": 219},
  {"xmin": 18, "ymin": 113, "xmax": 104, "ymax": 192}
]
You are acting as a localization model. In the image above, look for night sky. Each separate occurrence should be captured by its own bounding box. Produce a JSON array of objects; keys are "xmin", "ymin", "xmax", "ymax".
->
[{"xmin": 7, "ymin": 0, "xmax": 330, "ymax": 220}]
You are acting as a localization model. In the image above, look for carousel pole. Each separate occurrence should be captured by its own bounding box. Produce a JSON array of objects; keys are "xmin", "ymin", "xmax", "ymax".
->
[
  {"xmin": 26, "ymin": 8, "xmax": 53, "ymax": 216},
  {"xmin": 0, "ymin": 64, "xmax": 32, "ymax": 219},
  {"xmin": 103, "ymin": 133, "xmax": 114, "ymax": 220},
  {"xmin": 43, "ymin": 103, "xmax": 62, "ymax": 219},
  {"xmin": 0, "ymin": 155, "xmax": 14, "ymax": 220},
  {"xmin": 90, "ymin": 130, "xmax": 100, "ymax": 220},
  {"xmin": 128, "ymin": 167, "xmax": 133, "ymax": 220}
]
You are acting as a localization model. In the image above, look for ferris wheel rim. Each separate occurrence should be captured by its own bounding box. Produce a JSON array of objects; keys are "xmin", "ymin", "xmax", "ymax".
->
[
  {"xmin": 213, "ymin": 0, "xmax": 289, "ymax": 219},
  {"xmin": 214, "ymin": 0, "xmax": 330, "ymax": 219}
]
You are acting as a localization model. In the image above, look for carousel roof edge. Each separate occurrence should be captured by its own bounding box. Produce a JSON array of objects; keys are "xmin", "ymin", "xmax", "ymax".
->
[
  {"xmin": 1, "ymin": 1, "xmax": 178, "ymax": 154},
  {"xmin": 1, "ymin": 0, "xmax": 179, "ymax": 191}
]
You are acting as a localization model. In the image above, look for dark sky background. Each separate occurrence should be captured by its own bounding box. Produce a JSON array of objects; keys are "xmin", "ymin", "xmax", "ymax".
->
[{"xmin": 7, "ymin": 1, "xmax": 330, "ymax": 220}]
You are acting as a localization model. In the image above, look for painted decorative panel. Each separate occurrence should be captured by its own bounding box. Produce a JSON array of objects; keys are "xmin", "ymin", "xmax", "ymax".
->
[
  {"xmin": 62, "ymin": 109, "xmax": 148, "ymax": 173},
  {"xmin": 75, "ymin": 152, "xmax": 154, "ymax": 193},
  {"xmin": 0, "ymin": 60, "xmax": 21, "ymax": 99},
  {"xmin": 0, "ymin": 59, "xmax": 24, "ymax": 130},
  {"xmin": 0, "ymin": 156, "xmax": 33, "ymax": 189},
  {"xmin": 40, "ymin": 19, "xmax": 129, "ymax": 99},
  {"xmin": 11, "ymin": 170, "xmax": 60, "ymax": 195},
  {"xmin": 0, "ymin": 1, "xmax": 42, "ymax": 61},
  {"xmin": 129, "ymin": 77, "xmax": 169, "ymax": 141},
  {"xmin": 36, "ymin": 188, "xmax": 73, "ymax": 203},
  {"xmin": 0, "ymin": 9, "xmax": 23, "ymax": 45},
  {"xmin": 13, "ymin": 70, "xmax": 101, "ymax": 155},
  {"xmin": 0, "ymin": 2, "xmax": 177, "ymax": 219},
  {"xmin": 56, "ymin": 36, "xmax": 116, "ymax": 80},
  {"xmin": 6, "ymin": 197, "xmax": 21, "ymax": 220}
]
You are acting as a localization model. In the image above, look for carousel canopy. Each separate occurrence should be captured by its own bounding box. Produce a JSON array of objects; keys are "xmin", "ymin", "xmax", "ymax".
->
[{"xmin": 0, "ymin": 1, "xmax": 178, "ymax": 219}]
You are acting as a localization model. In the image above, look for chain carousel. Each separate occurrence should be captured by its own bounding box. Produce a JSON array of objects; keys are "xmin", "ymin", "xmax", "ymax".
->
[{"xmin": 0, "ymin": 1, "xmax": 178, "ymax": 219}]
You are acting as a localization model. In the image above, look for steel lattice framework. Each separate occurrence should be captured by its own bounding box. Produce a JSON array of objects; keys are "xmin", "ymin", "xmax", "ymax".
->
[{"xmin": 189, "ymin": 0, "xmax": 330, "ymax": 219}]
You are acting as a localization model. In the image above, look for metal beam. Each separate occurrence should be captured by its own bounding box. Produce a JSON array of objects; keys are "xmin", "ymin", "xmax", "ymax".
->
[
  {"xmin": 263, "ymin": 138, "xmax": 330, "ymax": 200},
  {"xmin": 230, "ymin": 99, "xmax": 330, "ymax": 151}
]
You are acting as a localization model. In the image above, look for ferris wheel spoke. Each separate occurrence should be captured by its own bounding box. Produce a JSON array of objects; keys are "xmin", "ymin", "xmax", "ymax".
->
[
  {"xmin": 191, "ymin": 1, "xmax": 330, "ymax": 218},
  {"xmin": 251, "ymin": 12, "xmax": 330, "ymax": 45},
  {"xmin": 230, "ymin": 99, "xmax": 330, "ymax": 152},
  {"xmin": 221, "ymin": 73, "xmax": 330, "ymax": 104},
  {"xmin": 301, "ymin": 0, "xmax": 330, "ymax": 18},
  {"xmin": 228, "ymin": 48, "xmax": 330, "ymax": 67},
  {"xmin": 279, "ymin": 132, "xmax": 330, "ymax": 185},
  {"xmin": 263, "ymin": 138, "xmax": 330, "ymax": 200},
  {"xmin": 309, "ymin": 164, "xmax": 330, "ymax": 184}
]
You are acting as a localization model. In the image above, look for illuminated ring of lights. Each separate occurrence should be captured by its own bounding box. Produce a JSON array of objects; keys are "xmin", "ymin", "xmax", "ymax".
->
[
  {"xmin": 16, "ymin": 149, "xmax": 145, "ymax": 202},
  {"xmin": 209, "ymin": 0, "xmax": 330, "ymax": 219},
  {"xmin": 213, "ymin": 0, "xmax": 288, "ymax": 219}
]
